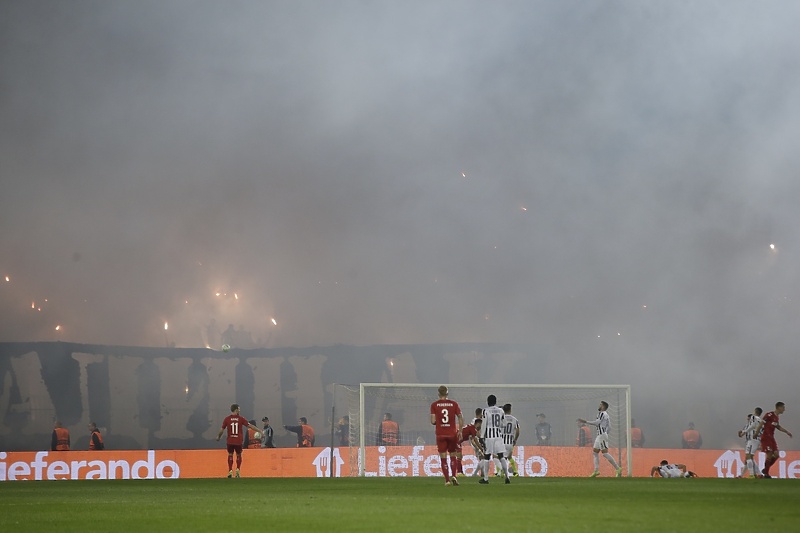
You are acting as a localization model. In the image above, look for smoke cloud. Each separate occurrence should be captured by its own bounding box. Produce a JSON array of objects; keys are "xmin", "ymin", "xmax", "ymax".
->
[{"xmin": 1, "ymin": 1, "xmax": 799, "ymax": 448}]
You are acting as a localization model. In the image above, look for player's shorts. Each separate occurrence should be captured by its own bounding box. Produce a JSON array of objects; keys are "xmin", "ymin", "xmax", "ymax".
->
[
  {"xmin": 761, "ymin": 436, "xmax": 778, "ymax": 454},
  {"xmin": 226, "ymin": 444, "xmax": 243, "ymax": 454},
  {"xmin": 484, "ymin": 437, "xmax": 505, "ymax": 457},
  {"xmin": 436, "ymin": 434, "xmax": 458, "ymax": 454},
  {"xmin": 593, "ymin": 434, "xmax": 609, "ymax": 450},
  {"xmin": 745, "ymin": 439, "xmax": 761, "ymax": 455}
]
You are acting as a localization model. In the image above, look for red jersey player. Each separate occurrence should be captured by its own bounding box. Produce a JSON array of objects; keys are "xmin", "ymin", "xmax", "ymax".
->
[
  {"xmin": 430, "ymin": 385, "xmax": 463, "ymax": 486},
  {"xmin": 216, "ymin": 403, "xmax": 261, "ymax": 478},
  {"xmin": 755, "ymin": 401, "xmax": 793, "ymax": 478},
  {"xmin": 455, "ymin": 418, "xmax": 483, "ymax": 476}
]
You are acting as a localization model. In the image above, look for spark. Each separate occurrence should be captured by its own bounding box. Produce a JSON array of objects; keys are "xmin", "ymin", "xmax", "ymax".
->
[
  {"xmin": 164, "ymin": 322, "xmax": 169, "ymax": 331},
  {"xmin": 55, "ymin": 325, "xmax": 61, "ymax": 331},
  {"xmin": 770, "ymin": 243, "xmax": 776, "ymax": 251},
  {"xmin": 271, "ymin": 318, "xmax": 277, "ymax": 326},
  {"xmin": 521, "ymin": 206, "xmax": 527, "ymax": 211},
  {"xmin": 234, "ymin": 293, "xmax": 239, "ymax": 300},
  {"xmin": 4, "ymin": 276, "xmax": 8, "ymax": 282},
  {"xmin": 184, "ymin": 385, "xmax": 189, "ymax": 394},
  {"xmin": 461, "ymin": 172, "xmax": 466, "ymax": 178}
]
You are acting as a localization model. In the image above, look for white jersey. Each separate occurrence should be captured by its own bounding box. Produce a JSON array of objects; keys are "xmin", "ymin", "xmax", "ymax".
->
[
  {"xmin": 658, "ymin": 464, "xmax": 686, "ymax": 478},
  {"xmin": 742, "ymin": 415, "xmax": 762, "ymax": 441},
  {"xmin": 585, "ymin": 410, "xmax": 611, "ymax": 436},
  {"xmin": 481, "ymin": 406, "xmax": 505, "ymax": 439},
  {"xmin": 502, "ymin": 414, "xmax": 520, "ymax": 446}
]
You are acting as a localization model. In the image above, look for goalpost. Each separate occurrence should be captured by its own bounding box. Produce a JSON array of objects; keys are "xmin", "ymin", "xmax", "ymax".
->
[{"xmin": 333, "ymin": 383, "xmax": 632, "ymax": 477}]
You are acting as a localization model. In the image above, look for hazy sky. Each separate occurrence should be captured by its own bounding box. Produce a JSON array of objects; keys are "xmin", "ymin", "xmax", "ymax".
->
[{"xmin": 2, "ymin": 1, "xmax": 800, "ymax": 444}]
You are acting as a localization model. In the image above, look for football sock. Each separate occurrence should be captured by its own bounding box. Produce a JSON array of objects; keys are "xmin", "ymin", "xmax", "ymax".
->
[
  {"xmin": 440, "ymin": 457, "xmax": 450, "ymax": 482},
  {"xmin": 450, "ymin": 456, "xmax": 458, "ymax": 479},
  {"xmin": 764, "ymin": 456, "xmax": 777, "ymax": 475},
  {"xmin": 500, "ymin": 457, "xmax": 509, "ymax": 478},
  {"xmin": 603, "ymin": 452, "xmax": 619, "ymax": 469},
  {"xmin": 509, "ymin": 456, "xmax": 518, "ymax": 475},
  {"xmin": 456, "ymin": 457, "xmax": 463, "ymax": 474},
  {"xmin": 236, "ymin": 455, "xmax": 242, "ymax": 469},
  {"xmin": 481, "ymin": 459, "xmax": 490, "ymax": 481},
  {"xmin": 227, "ymin": 456, "xmax": 234, "ymax": 470},
  {"xmin": 593, "ymin": 452, "xmax": 600, "ymax": 471}
]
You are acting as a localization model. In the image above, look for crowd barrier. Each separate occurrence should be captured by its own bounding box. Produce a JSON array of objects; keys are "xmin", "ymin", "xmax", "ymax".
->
[{"xmin": 2, "ymin": 446, "xmax": 799, "ymax": 481}]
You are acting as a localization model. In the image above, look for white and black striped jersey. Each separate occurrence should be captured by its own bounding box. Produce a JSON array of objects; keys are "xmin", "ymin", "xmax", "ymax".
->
[
  {"xmin": 481, "ymin": 406, "xmax": 505, "ymax": 439},
  {"xmin": 742, "ymin": 415, "xmax": 763, "ymax": 441},
  {"xmin": 585, "ymin": 410, "xmax": 611, "ymax": 436},
  {"xmin": 658, "ymin": 464, "xmax": 684, "ymax": 478},
  {"xmin": 502, "ymin": 414, "xmax": 520, "ymax": 446}
]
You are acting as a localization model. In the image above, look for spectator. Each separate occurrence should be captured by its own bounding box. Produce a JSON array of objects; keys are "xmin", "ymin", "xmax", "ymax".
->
[
  {"xmin": 682, "ymin": 422, "xmax": 702, "ymax": 449},
  {"xmin": 336, "ymin": 415, "xmax": 350, "ymax": 447},
  {"xmin": 261, "ymin": 416, "xmax": 275, "ymax": 448},
  {"xmin": 534, "ymin": 413, "xmax": 551, "ymax": 446}
]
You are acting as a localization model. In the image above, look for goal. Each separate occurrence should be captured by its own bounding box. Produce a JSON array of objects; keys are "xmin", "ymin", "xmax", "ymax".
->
[{"xmin": 333, "ymin": 383, "xmax": 632, "ymax": 477}]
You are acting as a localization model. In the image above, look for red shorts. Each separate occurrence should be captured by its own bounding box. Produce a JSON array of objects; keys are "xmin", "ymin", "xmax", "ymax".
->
[
  {"xmin": 436, "ymin": 434, "xmax": 458, "ymax": 454},
  {"xmin": 226, "ymin": 444, "xmax": 243, "ymax": 455},
  {"xmin": 761, "ymin": 436, "xmax": 777, "ymax": 454}
]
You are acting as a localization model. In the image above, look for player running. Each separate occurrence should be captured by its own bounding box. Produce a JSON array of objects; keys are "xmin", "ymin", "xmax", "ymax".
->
[
  {"xmin": 755, "ymin": 402, "xmax": 793, "ymax": 478},
  {"xmin": 430, "ymin": 385, "xmax": 464, "ymax": 486},
  {"xmin": 737, "ymin": 407, "xmax": 763, "ymax": 478},
  {"xmin": 479, "ymin": 394, "xmax": 510, "ymax": 484},
  {"xmin": 578, "ymin": 400, "xmax": 623, "ymax": 478},
  {"xmin": 216, "ymin": 403, "xmax": 261, "ymax": 478}
]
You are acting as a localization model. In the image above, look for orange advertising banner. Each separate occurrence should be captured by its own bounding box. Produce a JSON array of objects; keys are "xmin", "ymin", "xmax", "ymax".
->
[{"xmin": 2, "ymin": 446, "xmax": 799, "ymax": 481}]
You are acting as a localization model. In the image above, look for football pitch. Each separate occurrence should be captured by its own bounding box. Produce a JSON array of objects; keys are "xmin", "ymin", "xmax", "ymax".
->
[{"xmin": 1, "ymin": 476, "xmax": 797, "ymax": 532}]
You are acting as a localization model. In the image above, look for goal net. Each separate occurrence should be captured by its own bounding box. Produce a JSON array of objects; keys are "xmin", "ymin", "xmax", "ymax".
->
[{"xmin": 333, "ymin": 383, "xmax": 631, "ymax": 477}]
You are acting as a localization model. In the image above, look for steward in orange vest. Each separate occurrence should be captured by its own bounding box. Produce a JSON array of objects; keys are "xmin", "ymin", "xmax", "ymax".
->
[
  {"xmin": 577, "ymin": 423, "xmax": 592, "ymax": 447},
  {"xmin": 88, "ymin": 422, "xmax": 104, "ymax": 450},
  {"xmin": 377, "ymin": 413, "xmax": 400, "ymax": 446},
  {"xmin": 284, "ymin": 417, "xmax": 315, "ymax": 447},
  {"xmin": 246, "ymin": 419, "xmax": 262, "ymax": 449},
  {"xmin": 682, "ymin": 423, "xmax": 702, "ymax": 449},
  {"xmin": 51, "ymin": 422, "xmax": 70, "ymax": 451},
  {"xmin": 630, "ymin": 420, "xmax": 645, "ymax": 448}
]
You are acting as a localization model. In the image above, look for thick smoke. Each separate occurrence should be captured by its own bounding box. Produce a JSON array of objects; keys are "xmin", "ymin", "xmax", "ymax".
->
[{"xmin": 1, "ymin": 1, "xmax": 799, "ymax": 448}]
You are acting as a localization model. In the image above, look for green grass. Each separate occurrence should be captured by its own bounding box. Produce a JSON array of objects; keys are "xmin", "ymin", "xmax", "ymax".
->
[{"xmin": 1, "ymin": 476, "xmax": 798, "ymax": 532}]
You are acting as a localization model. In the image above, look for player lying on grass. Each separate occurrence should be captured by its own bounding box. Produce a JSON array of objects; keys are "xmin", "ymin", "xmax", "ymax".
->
[{"xmin": 650, "ymin": 460, "xmax": 698, "ymax": 478}]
